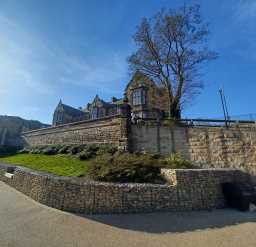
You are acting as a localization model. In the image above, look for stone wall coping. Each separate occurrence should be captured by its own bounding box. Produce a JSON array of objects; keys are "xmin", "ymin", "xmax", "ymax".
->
[
  {"xmin": 131, "ymin": 119, "xmax": 255, "ymax": 129},
  {"xmin": 22, "ymin": 114, "xmax": 124, "ymax": 135},
  {"xmin": 22, "ymin": 122, "xmax": 122, "ymax": 137},
  {"xmin": 187, "ymin": 126, "xmax": 254, "ymax": 130},
  {"xmin": 161, "ymin": 168, "xmax": 241, "ymax": 172},
  {"xmin": 0, "ymin": 162, "xmax": 242, "ymax": 188},
  {"xmin": 23, "ymin": 117, "xmax": 255, "ymax": 136},
  {"xmin": 0, "ymin": 163, "xmax": 171, "ymax": 188}
]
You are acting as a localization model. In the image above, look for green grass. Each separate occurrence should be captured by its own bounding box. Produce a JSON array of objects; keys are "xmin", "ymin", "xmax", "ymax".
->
[{"xmin": 0, "ymin": 154, "xmax": 92, "ymax": 177}]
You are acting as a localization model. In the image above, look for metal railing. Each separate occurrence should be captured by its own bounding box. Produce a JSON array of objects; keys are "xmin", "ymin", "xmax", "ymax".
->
[
  {"xmin": 132, "ymin": 116, "xmax": 256, "ymax": 128},
  {"xmin": 179, "ymin": 118, "xmax": 256, "ymax": 127}
]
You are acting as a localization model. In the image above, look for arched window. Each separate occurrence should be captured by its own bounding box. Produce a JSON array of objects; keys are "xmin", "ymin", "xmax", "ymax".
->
[{"xmin": 132, "ymin": 88, "xmax": 146, "ymax": 106}]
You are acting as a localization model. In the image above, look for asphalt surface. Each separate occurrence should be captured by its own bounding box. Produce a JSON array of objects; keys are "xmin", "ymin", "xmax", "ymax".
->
[{"xmin": 1, "ymin": 181, "xmax": 256, "ymax": 247}]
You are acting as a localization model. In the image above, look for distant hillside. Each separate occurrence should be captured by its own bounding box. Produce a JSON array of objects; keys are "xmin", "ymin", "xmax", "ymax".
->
[{"xmin": 0, "ymin": 115, "xmax": 50, "ymax": 147}]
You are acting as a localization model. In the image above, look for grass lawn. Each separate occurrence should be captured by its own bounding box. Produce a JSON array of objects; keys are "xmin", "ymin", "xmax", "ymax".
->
[{"xmin": 0, "ymin": 154, "xmax": 92, "ymax": 177}]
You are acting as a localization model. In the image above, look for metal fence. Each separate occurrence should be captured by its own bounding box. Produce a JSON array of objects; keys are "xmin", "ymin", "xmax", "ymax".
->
[
  {"xmin": 210, "ymin": 113, "xmax": 256, "ymax": 122},
  {"xmin": 133, "ymin": 113, "xmax": 256, "ymax": 128},
  {"xmin": 180, "ymin": 118, "xmax": 256, "ymax": 127}
]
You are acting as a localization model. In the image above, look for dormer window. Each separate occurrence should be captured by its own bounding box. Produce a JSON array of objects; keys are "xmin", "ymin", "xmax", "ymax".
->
[{"xmin": 132, "ymin": 88, "xmax": 146, "ymax": 106}]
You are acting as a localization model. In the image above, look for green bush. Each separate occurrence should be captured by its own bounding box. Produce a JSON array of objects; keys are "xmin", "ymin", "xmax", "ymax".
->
[
  {"xmin": 68, "ymin": 145, "xmax": 81, "ymax": 155},
  {"xmin": 78, "ymin": 150, "xmax": 94, "ymax": 160},
  {"xmin": 58, "ymin": 145, "xmax": 69, "ymax": 154},
  {"xmin": 75, "ymin": 145, "xmax": 96, "ymax": 160},
  {"xmin": 161, "ymin": 153, "xmax": 195, "ymax": 169},
  {"xmin": 76, "ymin": 144, "xmax": 117, "ymax": 160},
  {"xmin": 96, "ymin": 144, "xmax": 118, "ymax": 156},
  {"xmin": 86, "ymin": 144, "xmax": 100, "ymax": 153},
  {"xmin": 26, "ymin": 145, "xmax": 60, "ymax": 155},
  {"xmin": 17, "ymin": 148, "xmax": 30, "ymax": 154},
  {"xmin": 30, "ymin": 149, "xmax": 41, "ymax": 154},
  {"xmin": 87, "ymin": 153, "xmax": 164, "ymax": 183},
  {"xmin": 41, "ymin": 146, "xmax": 58, "ymax": 155},
  {"xmin": 21, "ymin": 144, "xmax": 118, "ymax": 159}
]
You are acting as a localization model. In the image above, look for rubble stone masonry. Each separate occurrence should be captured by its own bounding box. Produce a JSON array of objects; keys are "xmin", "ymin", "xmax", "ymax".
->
[{"xmin": 0, "ymin": 164, "xmax": 249, "ymax": 214}]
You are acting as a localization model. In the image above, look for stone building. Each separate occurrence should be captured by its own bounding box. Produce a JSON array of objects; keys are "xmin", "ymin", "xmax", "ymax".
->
[
  {"xmin": 85, "ymin": 95, "xmax": 123, "ymax": 120},
  {"xmin": 125, "ymin": 71, "xmax": 169, "ymax": 119},
  {"xmin": 52, "ymin": 100, "xmax": 89, "ymax": 126},
  {"xmin": 52, "ymin": 72, "xmax": 169, "ymax": 126}
]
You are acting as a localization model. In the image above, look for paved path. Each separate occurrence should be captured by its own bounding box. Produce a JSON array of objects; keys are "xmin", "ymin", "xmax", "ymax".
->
[{"xmin": 1, "ymin": 181, "xmax": 256, "ymax": 247}]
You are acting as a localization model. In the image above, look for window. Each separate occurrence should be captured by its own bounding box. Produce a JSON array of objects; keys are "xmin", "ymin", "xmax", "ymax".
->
[
  {"xmin": 56, "ymin": 113, "xmax": 63, "ymax": 122},
  {"xmin": 91, "ymin": 108, "xmax": 98, "ymax": 119},
  {"xmin": 98, "ymin": 108, "xmax": 105, "ymax": 118},
  {"xmin": 132, "ymin": 88, "xmax": 146, "ymax": 106}
]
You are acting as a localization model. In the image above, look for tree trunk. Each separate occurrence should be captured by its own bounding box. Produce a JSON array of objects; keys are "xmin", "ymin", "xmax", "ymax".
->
[
  {"xmin": 169, "ymin": 101, "xmax": 181, "ymax": 119},
  {"xmin": 165, "ymin": 80, "xmax": 181, "ymax": 119}
]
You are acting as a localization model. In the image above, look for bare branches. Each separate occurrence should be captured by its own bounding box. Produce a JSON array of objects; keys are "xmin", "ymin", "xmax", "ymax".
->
[{"xmin": 127, "ymin": 4, "xmax": 217, "ymax": 118}]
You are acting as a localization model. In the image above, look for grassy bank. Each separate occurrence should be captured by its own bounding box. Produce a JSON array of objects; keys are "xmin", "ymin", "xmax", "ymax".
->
[{"xmin": 0, "ymin": 154, "xmax": 91, "ymax": 177}]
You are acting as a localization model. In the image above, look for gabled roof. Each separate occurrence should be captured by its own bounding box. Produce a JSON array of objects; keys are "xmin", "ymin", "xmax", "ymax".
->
[
  {"xmin": 125, "ymin": 71, "xmax": 156, "ymax": 91},
  {"xmin": 112, "ymin": 98, "xmax": 124, "ymax": 105},
  {"xmin": 89, "ymin": 95, "xmax": 116, "ymax": 109},
  {"xmin": 55, "ymin": 100, "xmax": 85, "ymax": 116}
]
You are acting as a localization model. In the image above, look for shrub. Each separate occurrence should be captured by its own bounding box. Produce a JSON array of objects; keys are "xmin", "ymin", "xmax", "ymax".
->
[
  {"xmin": 30, "ymin": 148, "xmax": 41, "ymax": 154},
  {"xmin": 58, "ymin": 145, "xmax": 69, "ymax": 154},
  {"xmin": 87, "ymin": 153, "xmax": 164, "ymax": 183},
  {"xmin": 17, "ymin": 148, "xmax": 30, "ymax": 154},
  {"xmin": 41, "ymin": 146, "xmax": 58, "ymax": 155},
  {"xmin": 161, "ymin": 153, "xmax": 195, "ymax": 169},
  {"xmin": 78, "ymin": 150, "xmax": 94, "ymax": 160},
  {"xmin": 68, "ymin": 145, "xmax": 81, "ymax": 155},
  {"xmin": 86, "ymin": 144, "xmax": 100, "ymax": 154},
  {"xmin": 77, "ymin": 144, "xmax": 117, "ymax": 160},
  {"xmin": 96, "ymin": 144, "xmax": 118, "ymax": 156}
]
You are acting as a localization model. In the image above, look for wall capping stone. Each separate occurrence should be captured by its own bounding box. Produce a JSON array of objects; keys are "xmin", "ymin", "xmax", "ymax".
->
[{"xmin": 22, "ymin": 114, "xmax": 124, "ymax": 135}]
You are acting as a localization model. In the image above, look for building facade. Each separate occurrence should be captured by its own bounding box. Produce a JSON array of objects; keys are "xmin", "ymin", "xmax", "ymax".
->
[
  {"xmin": 125, "ymin": 71, "xmax": 169, "ymax": 119},
  {"xmin": 52, "ymin": 100, "xmax": 89, "ymax": 126},
  {"xmin": 52, "ymin": 72, "xmax": 169, "ymax": 126}
]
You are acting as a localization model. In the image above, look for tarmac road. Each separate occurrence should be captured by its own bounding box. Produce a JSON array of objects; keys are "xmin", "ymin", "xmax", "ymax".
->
[{"xmin": 1, "ymin": 181, "xmax": 256, "ymax": 247}]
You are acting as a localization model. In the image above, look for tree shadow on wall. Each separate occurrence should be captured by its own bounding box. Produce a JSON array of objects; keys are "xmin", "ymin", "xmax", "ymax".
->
[{"xmin": 80, "ymin": 209, "xmax": 256, "ymax": 234}]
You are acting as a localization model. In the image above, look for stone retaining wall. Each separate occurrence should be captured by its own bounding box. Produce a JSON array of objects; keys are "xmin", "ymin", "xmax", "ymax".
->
[
  {"xmin": 131, "ymin": 121, "xmax": 256, "ymax": 176},
  {"xmin": 187, "ymin": 126, "xmax": 256, "ymax": 175},
  {"xmin": 22, "ymin": 118, "xmax": 256, "ymax": 176},
  {"xmin": 22, "ymin": 115, "xmax": 130, "ymax": 151},
  {"xmin": 0, "ymin": 164, "xmax": 249, "ymax": 214}
]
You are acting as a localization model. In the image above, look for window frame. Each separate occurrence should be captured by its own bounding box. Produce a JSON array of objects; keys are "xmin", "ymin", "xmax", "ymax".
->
[
  {"xmin": 91, "ymin": 108, "xmax": 98, "ymax": 119},
  {"xmin": 132, "ymin": 88, "xmax": 146, "ymax": 106}
]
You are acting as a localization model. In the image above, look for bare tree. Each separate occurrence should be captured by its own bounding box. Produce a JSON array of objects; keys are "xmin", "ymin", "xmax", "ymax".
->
[{"xmin": 128, "ymin": 4, "xmax": 217, "ymax": 118}]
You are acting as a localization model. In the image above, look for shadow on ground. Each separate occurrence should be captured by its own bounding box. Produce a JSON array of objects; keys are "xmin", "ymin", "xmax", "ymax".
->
[{"xmin": 79, "ymin": 209, "xmax": 256, "ymax": 234}]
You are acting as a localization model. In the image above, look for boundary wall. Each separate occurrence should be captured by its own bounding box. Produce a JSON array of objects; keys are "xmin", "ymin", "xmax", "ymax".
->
[{"xmin": 0, "ymin": 163, "xmax": 249, "ymax": 214}]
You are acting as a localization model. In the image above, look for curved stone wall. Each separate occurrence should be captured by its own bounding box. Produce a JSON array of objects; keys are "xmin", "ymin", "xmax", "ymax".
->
[{"xmin": 0, "ymin": 164, "xmax": 249, "ymax": 214}]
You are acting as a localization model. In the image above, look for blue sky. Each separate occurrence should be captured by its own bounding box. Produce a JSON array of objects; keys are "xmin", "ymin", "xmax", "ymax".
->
[{"xmin": 0, "ymin": 0, "xmax": 255, "ymax": 124}]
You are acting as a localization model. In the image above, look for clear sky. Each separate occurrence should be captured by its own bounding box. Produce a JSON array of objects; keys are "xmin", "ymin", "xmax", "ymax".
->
[{"xmin": 0, "ymin": 0, "xmax": 255, "ymax": 124}]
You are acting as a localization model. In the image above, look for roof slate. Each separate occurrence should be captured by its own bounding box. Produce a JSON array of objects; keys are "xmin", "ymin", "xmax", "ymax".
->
[{"xmin": 59, "ymin": 103, "xmax": 86, "ymax": 116}]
